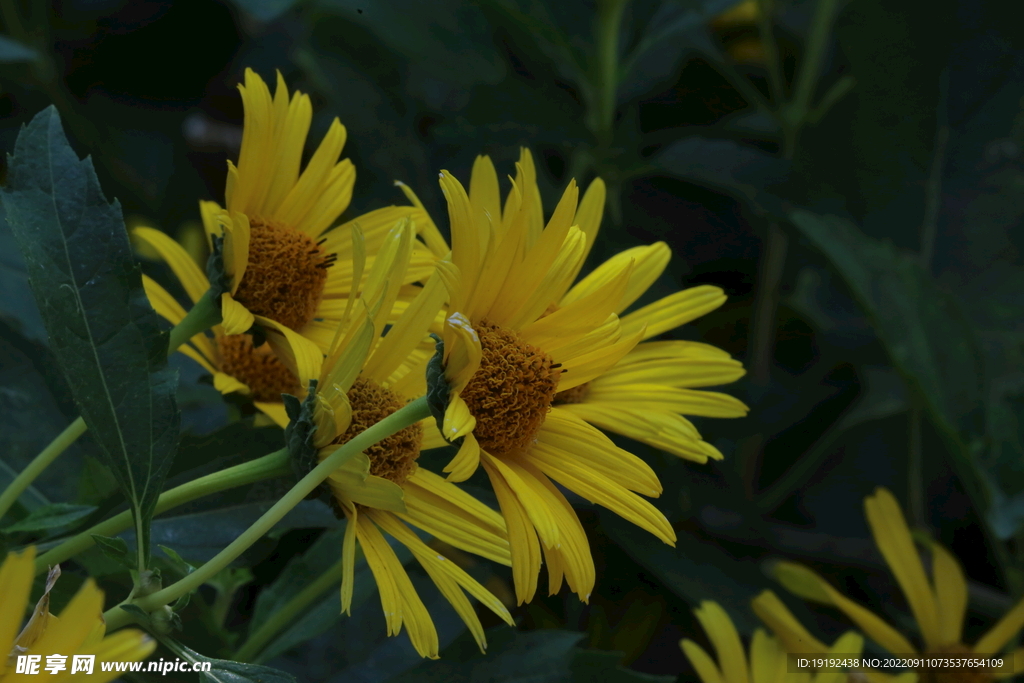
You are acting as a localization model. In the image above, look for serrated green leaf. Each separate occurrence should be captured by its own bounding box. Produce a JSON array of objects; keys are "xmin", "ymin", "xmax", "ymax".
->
[
  {"xmin": 158, "ymin": 544, "xmax": 196, "ymax": 577},
  {"xmin": 3, "ymin": 106, "xmax": 181, "ymax": 570},
  {"xmin": 3, "ymin": 503, "xmax": 95, "ymax": 533},
  {"xmin": 91, "ymin": 534, "xmax": 135, "ymax": 570},
  {"xmin": 175, "ymin": 645, "xmax": 297, "ymax": 683},
  {"xmin": 0, "ymin": 35, "xmax": 38, "ymax": 62}
]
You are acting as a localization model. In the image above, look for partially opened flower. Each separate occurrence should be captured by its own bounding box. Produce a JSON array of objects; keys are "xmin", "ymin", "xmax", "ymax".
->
[
  {"xmin": 414, "ymin": 150, "xmax": 678, "ymax": 605},
  {"xmin": 1, "ymin": 548, "xmax": 155, "ymax": 681},
  {"xmin": 141, "ymin": 68, "xmax": 439, "ymax": 350},
  {"xmin": 137, "ymin": 226, "xmax": 318, "ymax": 427},
  {"xmin": 775, "ymin": 487, "xmax": 1024, "ymax": 680},
  {"xmin": 283, "ymin": 220, "xmax": 513, "ymax": 659},
  {"xmin": 681, "ymin": 600, "xmax": 863, "ymax": 683}
]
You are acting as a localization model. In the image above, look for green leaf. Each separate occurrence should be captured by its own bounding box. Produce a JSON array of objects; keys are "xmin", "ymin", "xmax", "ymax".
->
[
  {"xmin": 176, "ymin": 645, "xmax": 298, "ymax": 683},
  {"xmin": 619, "ymin": 0, "xmax": 737, "ymax": 102},
  {"xmin": 158, "ymin": 544, "xmax": 197, "ymax": 577},
  {"xmin": 654, "ymin": 137, "xmax": 788, "ymax": 215},
  {"xmin": 91, "ymin": 534, "xmax": 136, "ymax": 570},
  {"xmin": 388, "ymin": 628, "xmax": 585, "ymax": 683},
  {"xmin": 0, "ymin": 35, "xmax": 38, "ymax": 63},
  {"xmin": 569, "ymin": 650, "xmax": 675, "ymax": 683},
  {"xmin": 2, "ymin": 106, "xmax": 181, "ymax": 569},
  {"xmin": 316, "ymin": 0, "xmax": 505, "ymax": 88},
  {"xmin": 3, "ymin": 503, "xmax": 95, "ymax": 533},
  {"xmin": 0, "ymin": 203, "xmax": 46, "ymax": 342},
  {"xmin": 788, "ymin": 210, "xmax": 986, "ymax": 492}
]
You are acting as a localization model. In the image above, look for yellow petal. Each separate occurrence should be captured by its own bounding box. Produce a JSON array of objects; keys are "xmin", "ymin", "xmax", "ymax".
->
[
  {"xmin": 481, "ymin": 455, "xmax": 542, "ymax": 604},
  {"xmin": 750, "ymin": 629, "xmax": 788, "ymax": 683},
  {"xmin": 975, "ymin": 594, "xmax": 1024, "ymax": 655},
  {"xmin": 253, "ymin": 400, "xmax": 290, "ymax": 428},
  {"xmin": 561, "ymin": 243, "xmax": 671, "ymax": 314},
  {"xmin": 442, "ymin": 312, "xmax": 483, "ymax": 392},
  {"xmin": 930, "ymin": 542, "xmax": 967, "ymax": 647},
  {"xmin": 864, "ymin": 488, "xmax": 941, "ymax": 649},
  {"xmin": 341, "ymin": 506, "xmax": 358, "ymax": 614},
  {"xmin": 681, "ymin": 639, "xmax": 726, "ymax": 683},
  {"xmin": 567, "ymin": 177, "xmax": 606, "ymax": 283},
  {"xmin": 133, "ymin": 226, "xmax": 210, "ymax": 304},
  {"xmin": 393, "ymin": 181, "xmax": 450, "ymax": 258},
  {"xmin": 401, "ymin": 468, "xmax": 511, "ymax": 566},
  {"xmin": 224, "ymin": 211, "xmax": 250, "ymax": 294},
  {"xmin": 693, "ymin": 601, "xmax": 749, "ymax": 683},
  {"xmin": 585, "ymin": 384, "xmax": 749, "ymax": 418},
  {"xmin": 444, "ymin": 431, "xmax": 481, "ymax": 482},
  {"xmin": 0, "ymin": 549, "xmax": 35, "ymax": 677},
  {"xmin": 750, "ymin": 590, "xmax": 828, "ymax": 655},
  {"xmin": 556, "ymin": 329, "xmax": 643, "ymax": 391},
  {"xmin": 221, "ymin": 293, "xmax": 255, "ymax": 334},
  {"xmin": 256, "ymin": 315, "xmax": 323, "ymax": 388},
  {"xmin": 774, "ymin": 561, "xmax": 916, "ymax": 655},
  {"xmin": 213, "ymin": 372, "xmax": 249, "ymax": 395},
  {"xmin": 443, "ymin": 394, "xmax": 477, "ymax": 443},
  {"xmin": 620, "ymin": 285, "xmax": 727, "ymax": 340}
]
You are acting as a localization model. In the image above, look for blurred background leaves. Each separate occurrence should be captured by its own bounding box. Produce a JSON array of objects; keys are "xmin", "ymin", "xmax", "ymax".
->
[{"xmin": 1, "ymin": 0, "xmax": 1024, "ymax": 679}]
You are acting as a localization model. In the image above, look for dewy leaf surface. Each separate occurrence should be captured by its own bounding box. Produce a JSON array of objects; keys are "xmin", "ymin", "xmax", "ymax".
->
[{"xmin": 2, "ymin": 106, "xmax": 180, "ymax": 568}]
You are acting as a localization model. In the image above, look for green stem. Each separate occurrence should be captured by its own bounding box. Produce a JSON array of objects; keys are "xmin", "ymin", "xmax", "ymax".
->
[
  {"xmin": 167, "ymin": 288, "xmax": 222, "ymax": 356},
  {"xmin": 790, "ymin": 0, "xmax": 841, "ymax": 118},
  {"xmin": 0, "ymin": 417, "xmax": 88, "ymax": 521},
  {"xmin": 234, "ymin": 557, "xmax": 344, "ymax": 662},
  {"xmin": 0, "ymin": 290, "xmax": 223, "ymax": 526},
  {"xmin": 755, "ymin": 0, "xmax": 786, "ymax": 105},
  {"xmin": 33, "ymin": 449, "xmax": 289, "ymax": 573},
  {"xmin": 103, "ymin": 397, "xmax": 431, "ymax": 631},
  {"xmin": 594, "ymin": 0, "xmax": 629, "ymax": 144}
]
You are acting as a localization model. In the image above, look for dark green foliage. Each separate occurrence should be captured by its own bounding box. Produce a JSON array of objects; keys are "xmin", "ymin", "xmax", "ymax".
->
[{"xmin": 3, "ymin": 107, "xmax": 180, "ymax": 569}]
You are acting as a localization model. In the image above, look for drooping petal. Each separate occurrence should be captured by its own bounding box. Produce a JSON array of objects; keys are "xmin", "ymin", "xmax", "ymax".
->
[{"xmin": 133, "ymin": 227, "xmax": 211, "ymax": 304}]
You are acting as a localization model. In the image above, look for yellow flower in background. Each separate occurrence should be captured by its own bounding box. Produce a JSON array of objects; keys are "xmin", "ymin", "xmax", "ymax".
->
[
  {"xmin": 280, "ymin": 220, "xmax": 513, "ymax": 659},
  {"xmin": 775, "ymin": 488, "xmax": 1024, "ymax": 680},
  {"xmin": 1, "ymin": 549, "xmax": 155, "ymax": 681},
  {"xmin": 137, "ymin": 226, "xmax": 314, "ymax": 427},
  {"xmin": 681, "ymin": 600, "xmax": 863, "ymax": 683},
  {"xmin": 141, "ymin": 68, "xmax": 439, "ymax": 351},
  {"xmin": 408, "ymin": 149, "xmax": 678, "ymax": 606}
]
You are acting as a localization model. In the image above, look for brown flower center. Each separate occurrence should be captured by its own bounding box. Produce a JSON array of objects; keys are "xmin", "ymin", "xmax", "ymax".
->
[
  {"xmin": 460, "ymin": 321, "xmax": 561, "ymax": 455},
  {"xmin": 217, "ymin": 334, "xmax": 302, "ymax": 402},
  {"xmin": 333, "ymin": 378, "xmax": 422, "ymax": 486},
  {"xmin": 232, "ymin": 217, "xmax": 335, "ymax": 331},
  {"xmin": 917, "ymin": 644, "xmax": 993, "ymax": 683}
]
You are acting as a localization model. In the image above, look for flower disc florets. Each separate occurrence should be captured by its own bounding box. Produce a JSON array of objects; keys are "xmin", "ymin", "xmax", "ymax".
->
[
  {"xmin": 217, "ymin": 333, "xmax": 301, "ymax": 401},
  {"xmin": 232, "ymin": 218, "xmax": 336, "ymax": 330},
  {"xmin": 460, "ymin": 321, "xmax": 561, "ymax": 455},
  {"xmin": 334, "ymin": 378, "xmax": 422, "ymax": 486}
]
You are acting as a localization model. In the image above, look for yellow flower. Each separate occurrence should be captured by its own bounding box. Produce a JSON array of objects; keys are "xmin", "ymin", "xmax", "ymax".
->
[
  {"xmin": 1, "ymin": 548, "xmax": 155, "ymax": 682},
  {"xmin": 409, "ymin": 149, "xmax": 687, "ymax": 606},
  {"xmin": 282, "ymin": 220, "xmax": 513, "ymax": 659},
  {"xmin": 775, "ymin": 487, "xmax": 1024, "ymax": 680},
  {"xmin": 140, "ymin": 68, "xmax": 440, "ymax": 351},
  {"xmin": 138, "ymin": 227, "xmax": 317, "ymax": 427},
  {"xmin": 681, "ymin": 599, "xmax": 863, "ymax": 683}
]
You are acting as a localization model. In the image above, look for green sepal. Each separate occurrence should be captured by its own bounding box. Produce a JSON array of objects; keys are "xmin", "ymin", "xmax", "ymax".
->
[
  {"xmin": 425, "ymin": 333, "xmax": 460, "ymax": 447},
  {"xmin": 205, "ymin": 234, "xmax": 231, "ymax": 299},
  {"xmin": 283, "ymin": 379, "xmax": 330, "ymax": 501}
]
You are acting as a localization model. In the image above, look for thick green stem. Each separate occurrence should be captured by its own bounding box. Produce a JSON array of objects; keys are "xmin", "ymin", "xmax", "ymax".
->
[
  {"xmin": 167, "ymin": 288, "xmax": 222, "ymax": 356},
  {"xmin": 0, "ymin": 417, "xmax": 88, "ymax": 521},
  {"xmin": 594, "ymin": 0, "xmax": 629, "ymax": 144},
  {"xmin": 234, "ymin": 557, "xmax": 344, "ymax": 662},
  {"xmin": 103, "ymin": 397, "xmax": 431, "ymax": 631},
  {"xmin": 34, "ymin": 449, "xmax": 289, "ymax": 573},
  {"xmin": 0, "ymin": 289, "xmax": 223, "ymax": 526}
]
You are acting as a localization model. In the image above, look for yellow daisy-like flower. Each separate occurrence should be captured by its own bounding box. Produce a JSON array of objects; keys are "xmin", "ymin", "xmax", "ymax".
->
[
  {"xmin": 411, "ymin": 149, "xmax": 686, "ymax": 605},
  {"xmin": 1, "ymin": 548, "xmax": 155, "ymax": 682},
  {"xmin": 775, "ymin": 487, "xmax": 1024, "ymax": 681},
  {"xmin": 143, "ymin": 68, "xmax": 439, "ymax": 350},
  {"xmin": 681, "ymin": 600, "xmax": 863, "ymax": 683},
  {"xmin": 137, "ymin": 226, "xmax": 319, "ymax": 427},
  {"xmin": 406, "ymin": 150, "xmax": 747, "ymax": 463},
  {"xmin": 283, "ymin": 220, "xmax": 513, "ymax": 659}
]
